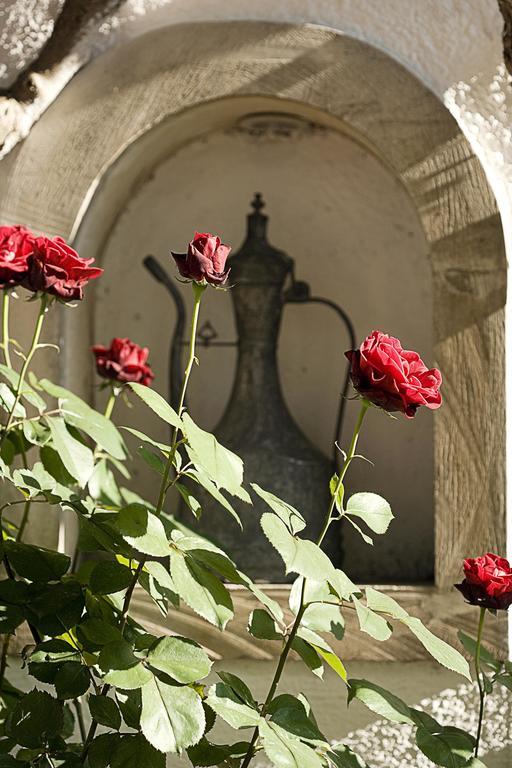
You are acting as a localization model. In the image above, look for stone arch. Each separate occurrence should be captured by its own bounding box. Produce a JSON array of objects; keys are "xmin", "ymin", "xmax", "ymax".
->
[{"xmin": 0, "ymin": 22, "xmax": 506, "ymax": 591}]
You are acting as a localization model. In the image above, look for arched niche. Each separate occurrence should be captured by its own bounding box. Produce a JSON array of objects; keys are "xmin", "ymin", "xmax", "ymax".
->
[{"xmin": 0, "ymin": 22, "xmax": 506, "ymax": 606}]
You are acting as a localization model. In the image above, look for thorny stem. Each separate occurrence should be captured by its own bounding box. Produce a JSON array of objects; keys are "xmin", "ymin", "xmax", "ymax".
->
[
  {"xmin": 240, "ymin": 401, "xmax": 370, "ymax": 768},
  {"xmin": 474, "ymin": 606, "xmax": 487, "ymax": 757},
  {"xmin": 81, "ymin": 283, "xmax": 205, "ymax": 760}
]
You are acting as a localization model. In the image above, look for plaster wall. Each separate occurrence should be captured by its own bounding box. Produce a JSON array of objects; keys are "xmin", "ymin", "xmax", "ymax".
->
[{"xmin": 93, "ymin": 122, "xmax": 433, "ymax": 582}]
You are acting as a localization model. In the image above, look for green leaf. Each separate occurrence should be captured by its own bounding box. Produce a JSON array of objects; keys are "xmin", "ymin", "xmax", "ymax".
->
[
  {"xmin": 76, "ymin": 618, "xmax": 123, "ymax": 648},
  {"xmin": 54, "ymin": 662, "xmax": 90, "ymax": 699},
  {"xmin": 137, "ymin": 446, "xmax": 166, "ymax": 476},
  {"xmin": 175, "ymin": 482, "xmax": 202, "ymax": 519},
  {"xmin": 251, "ymin": 484, "xmax": 305, "ymax": 534},
  {"xmin": 186, "ymin": 466, "xmax": 242, "ymax": 527},
  {"xmin": 39, "ymin": 379, "xmax": 126, "ymax": 460},
  {"xmin": 40, "ymin": 444, "xmax": 77, "ymax": 487},
  {"xmin": 345, "ymin": 492, "xmax": 393, "ymax": 534},
  {"xmin": 365, "ymin": 587, "xmax": 408, "ymax": 619},
  {"xmin": 248, "ymin": 609, "xmax": 282, "ymax": 640},
  {"xmin": 115, "ymin": 689, "xmax": 141, "ymax": 730},
  {"xmin": 122, "ymin": 426, "xmax": 171, "ymax": 454},
  {"xmin": 347, "ymin": 679, "xmax": 413, "ymax": 724},
  {"xmin": 352, "ymin": 597, "xmax": 392, "ymax": 641},
  {"xmin": 147, "ymin": 636, "xmax": 212, "ymax": 684},
  {"xmin": 25, "ymin": 580, "xmax": 84, "ymax": 635},
  {"xmin": 328, "ymin": 569, "xmax": 359, "ymax": 601},
  {"xmin": 267, "ymin": 695, "xmax": 327, "ymax": 746},
  {"xmin": 5, "ymin": 690, "xmax": 63, "ymax": 748},
  {"xmin": 187, "ymin": 739, "xmax": 251, "ymax": 767},
  {"xmin": 140, "ymin": 676, "xmax": 205, "ymax": 753},
  {"xmin": 22, "ymin": 419, "xmax": 50, "ymax": 447},
  {"xmin": 182, "ymin": 413, "xmax": 250, "ymax": 502},
  {"xmin": 46, "ymin": 416, "xmax": 94, "ymax": 487},
  {"xmin": 291, "ymin": 638, "xmax": 323, "ymax": 678},
  {"xmin": 89, "ymin": 695, "xmax": 122, "ymax": 730},
  {"xmin": 0, "ymin": 604, "xmax": 25, "ymax": 633},
  {"xmin": 129, "ymin": 383, "xmax": 182, "ymax": 428},
  {"xmin": 99, "ymin": 641, "xmax": 152, "ymax": 690},
  {"xmin": 0, "ymin": 383, "xmax": 25, "ymax": 418},
  {"xmin": 217, "ymin": 672, "xmax": 257, "ymax": 708},
  {"xmin": 457, "ymin": 631, "xmax": 501, "ymax": 670},
  {"xmin": 330, "ymin": 474, "xmax": 344, "ymax": 512},
  {"xmin": 0, "ymin": 364, "xmax": 46, "ymax": 412},
  {"xmin": 111, "ymin": 733, "xmax": 165, "ymax": 768},
  {"xmin": 87, "ymin": 733, "xmax": 121, "ymax": 768},
  {"xmin": 207, "ymin": 683, "xmax": 260, "ymax": 729},
  {"xmin": 312, "ymin": 645, "xmax": 347, "ymax": 682},
  {"xmin": 412, "ymin": 710, "xmax": 475, "ymax": 767},
  {"xmin": 330, "ymin": 745, "xmax": 370, "ymax": 768},
  {"xmin": 402, "ymin": 617, "xmax": 471, "ymax": 679},
  {"xmin": 169, "ymin": 550, "xmax": 233, "ymax": 630},
  {"xmin": 289, "ymin": 578, "xmax": 344, "ymax": 639},
  {"xmin": 260, "ymin": 514, "xmax": 336, "ymax": 581},
  {"xmin": 139, "ymin": 561, "xmax": 179, "ymax": 614},
  {"xmin": 0, "ymin": 756, "xmax": 27, "ymax": 767},
  {"xmin": 4, "ymin": 541, "xmax": 70, "ymax": 582},
  {"xmin": 259, "ymin": 720, "xmax": 323, "ymax": 768},
  {"xmin": 0, "ymin": 436, "xmax": 15, "ymax": 466},
  {"xmin": 116, "ymin": 504, "xmax": 169, "ymax": 557},
  {"xmin": 89, "ymin": 460, "xmax": 123, "ymax": 506},
  {"xmin": 89, "ymin": 560, "xmax": 133, "ymax": 595}
]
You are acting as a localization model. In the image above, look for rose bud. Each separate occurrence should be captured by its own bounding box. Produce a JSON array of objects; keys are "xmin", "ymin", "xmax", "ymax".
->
[
  {"xmin": 455, "ymin": 553, "xmax": 512, "ymax": 611},
  {"xmin": 345, "ymin": 330, "xmax": 442, "ymax": 418},
  {"xmin": 92, "ymin": 337, "xmax": 154, "ymax": 387},
  {"xmin": 22, "ymin": 235, "xmax": 103, "ymax": 301},
  {"xmin": 171, "ymin": 231, "xmax": 231, "ymax": 286},
  {"xmin": 0, "ymin": 224, "xmax": 37, "ymax": 289}
]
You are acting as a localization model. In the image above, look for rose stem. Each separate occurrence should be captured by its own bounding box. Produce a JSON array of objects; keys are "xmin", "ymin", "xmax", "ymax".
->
[
  {"xmin": 0, "ymin": 295, "xmax": 48, "ymax": 450},
  {"xmin": 70, "ymin": 388, "xmax": 122, "ymax": 577},
  {"xmin": 2, "ymin": 291, "xmax": 12, "ymax": 368},
  {"xmin": 0, "ymin": 297, "xmax": 48, "ymax": 687},
  {"xmin": 474, "ymin": 606, "xmax": 487, "ymax": 757},
  {"xmin": 240, "ymin": 400, "xmax": 370, "ymax": 768},
  {"xmin": 81, "ymin": 281, "xmax": 206, "ymax": 759}
]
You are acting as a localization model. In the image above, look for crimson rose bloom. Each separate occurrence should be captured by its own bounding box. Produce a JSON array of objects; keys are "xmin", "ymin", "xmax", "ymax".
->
[
  {"xmin": 345, "ymin": 331, "xmax": 442, "ymax": 418},
  {"xmin": 171, "ymin": 232, "xmax": 231, "ymax": 286},
  {"xmin": 22, "ymin": 235, "xmax": 103, "ymax": 301},
  {"xmin": 0, "ymin": 225, "xmax": 37, "ymax": 289},
  {"xmin": 455, "ymin": 553, "xmax": 512, "ymax": 611},
  {"xmin": 92, "ymin": 338, "xmax": 154, "ymax": 387}
]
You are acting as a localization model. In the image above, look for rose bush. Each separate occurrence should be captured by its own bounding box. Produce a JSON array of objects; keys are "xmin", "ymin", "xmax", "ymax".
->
[
  {"xmin": 0, "ymin": 225, "xmax": 508, "ymax": 768},
  {"xmin": 345, "ymin": 330, "xmax": 442, "ymax": 418},
  {"xmin": 93, "ymin": 337, "xmax": 154, "ymax": 387},
  {"xmin": 171, "ymin": 231, "xmax": 231, "ymax": 285}
]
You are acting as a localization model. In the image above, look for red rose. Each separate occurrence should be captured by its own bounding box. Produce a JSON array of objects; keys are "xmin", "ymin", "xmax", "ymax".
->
[
  {"xmin": 171, "ymin": 232, "xmax": 231, "ymax": 286},
  {"xmin": 345, "ymin": 331, "xmax": 442, "ymax": 418},
  {"xmin": 22, "ymin": 235, "xmax": 103, "ymax": 301},
  {"xmin": 0, "ymin": 225, "xmax": 37, "ymax": 289},
  {"xmin": 92, "ymin": 338, "xmax": 154, "ymax": 387},
  {"xmin": 455, "ymin": 553, "xmax": 512, "ymax": 611}
]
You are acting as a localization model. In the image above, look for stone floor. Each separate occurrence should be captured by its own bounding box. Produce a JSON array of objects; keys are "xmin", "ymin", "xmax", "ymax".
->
[{"xmin": 5, "ymin": 659, "xmax": 512, "ymax": 766}]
